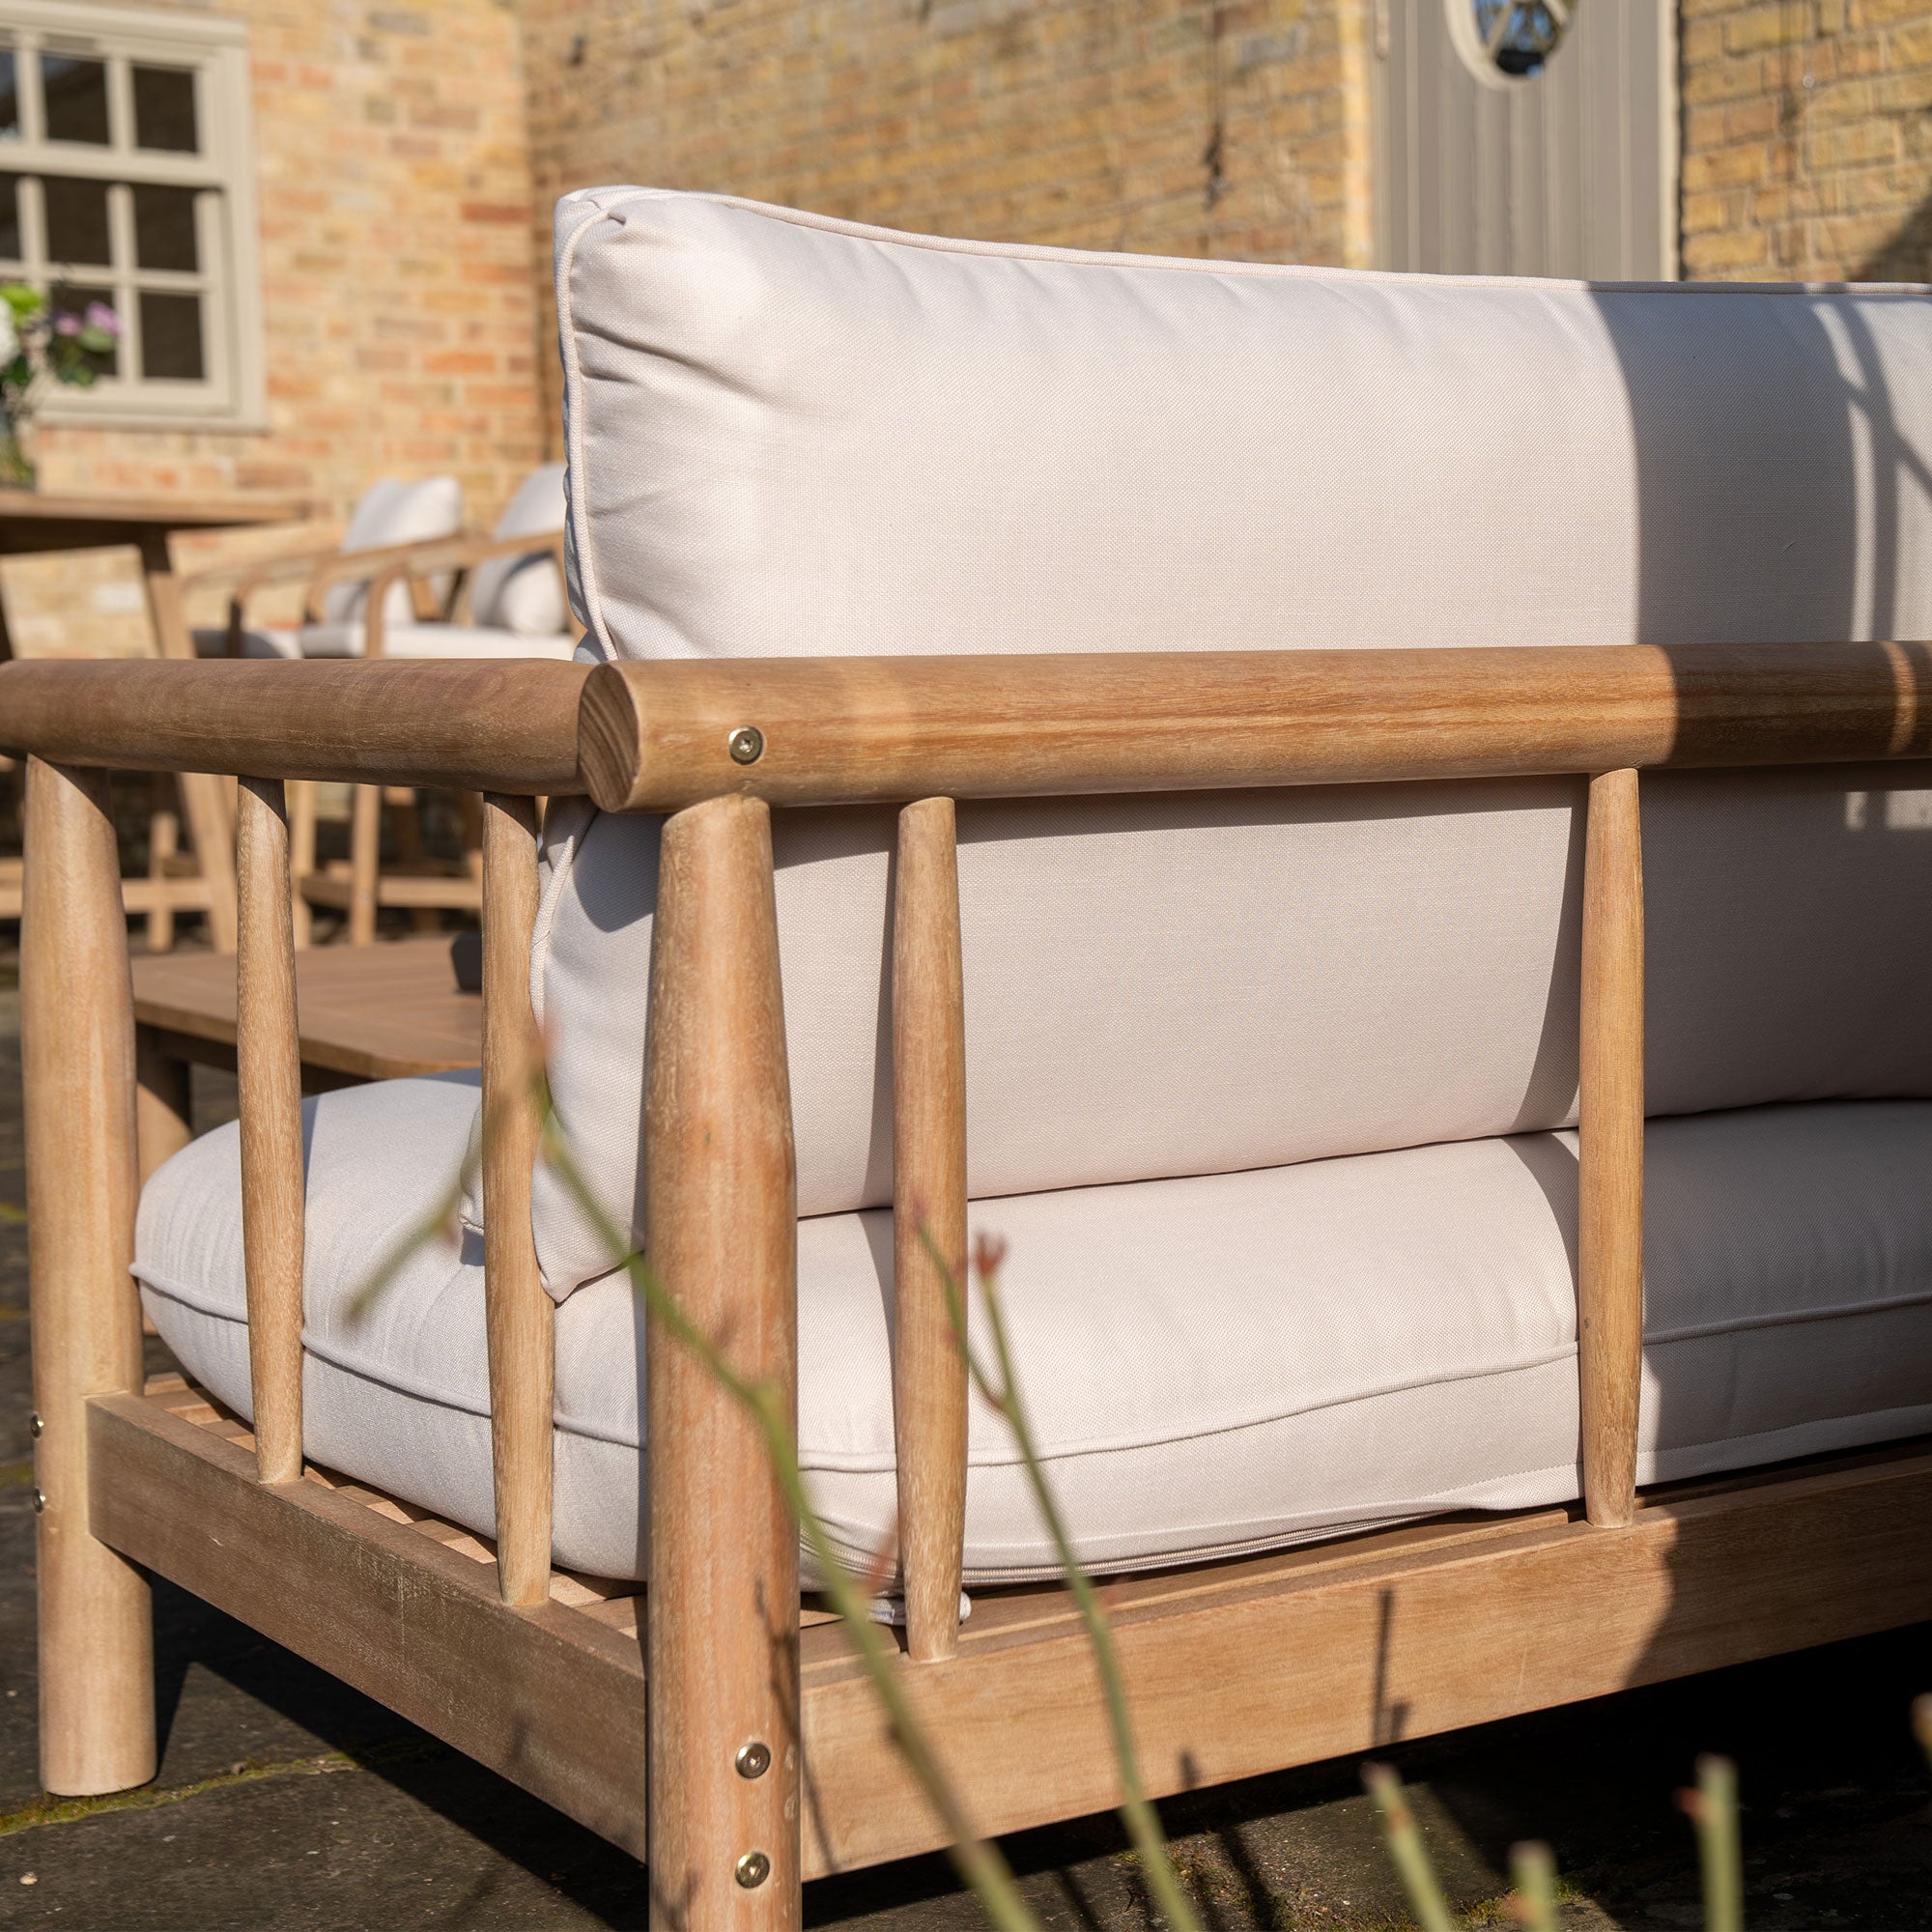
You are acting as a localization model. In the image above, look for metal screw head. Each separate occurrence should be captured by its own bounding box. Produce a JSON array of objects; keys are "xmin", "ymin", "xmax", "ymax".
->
[
  {"xmin": 27, "ymin": 1413, "xmax": 41, "ymax": 1438},
  {"xmin": 726, "ymin": 724, "xmax": 765, "ymax": 766},
  {"xmin": 734, "ymin": 1850, "xmax": 771, "ymax": 1889},
  {"xmin": 28, "ymin": 1488, "xmax": 43, "ymax": 1516},
  {"xmin": 735, "ymin": 1740, "xmax": 771, "ymax": 1780}
]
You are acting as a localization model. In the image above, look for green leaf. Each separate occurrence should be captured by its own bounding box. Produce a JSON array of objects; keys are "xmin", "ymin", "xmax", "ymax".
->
[
  {"xmin": 0, "ymin": 283, "xmax": 41, "ymax": 321},
  {"xmin": 75, "ymin": 325, "xmax": 115, "ymax": 354}
]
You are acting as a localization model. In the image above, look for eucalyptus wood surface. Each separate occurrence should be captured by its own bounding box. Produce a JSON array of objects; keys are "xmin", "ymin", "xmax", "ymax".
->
[
  {"xmin": 579, "ymin": 643, "xmax": 1932, "ymax": 811},
  {"xmin": 892, "ymin": 798, "xmax": 969, "ymax": 1664},
  {"xmin": 1579, "ymin": 769, "xmax": 1646, "ymax": 1529},
  {"xmin": 130, "ymin": 936, "xmax": 480, "ymax": 1084},
  {"xmin": 481, "ymin": 793, "xmax": 554, "ymax": 1607},
  {"xmin": 644, "ymin": 795, "xmax": 804, "ymax": 1932},
  {"xmin": 0, "ymin": 659, "xmax": 587, "ymax": 793},
  {"xmin": 235, "ymin": 778, "xmax": 307, "ymax": 1487},
  {"xmin": 22, "ymin": 760, "xmax": 156, "ymax": 1796},
  {"xmin": 88, "ymin": 1381, "xmax": 1932, "ymax": 1882}
]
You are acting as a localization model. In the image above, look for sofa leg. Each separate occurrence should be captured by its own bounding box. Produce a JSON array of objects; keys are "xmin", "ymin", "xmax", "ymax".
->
[
  {"xmin": 22, "ymin": 759, "xmax": 157, "ymax": 1797},
  {"xmin": 645, "ymin": 794, "xmax": 803, "ymax": 1932}
]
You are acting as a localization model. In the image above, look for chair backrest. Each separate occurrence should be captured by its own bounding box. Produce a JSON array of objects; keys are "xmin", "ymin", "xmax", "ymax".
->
[
  {"xmin": 323, "ymin": 475, "xmax": 464, "ymax": 624},
  {"xmin": 525, "ymin": 187, "xmax": 1932, "ymax": 1299},
  {"xmin": 470, "ymin": 463, "xmax": 569, "ymax": 636}
]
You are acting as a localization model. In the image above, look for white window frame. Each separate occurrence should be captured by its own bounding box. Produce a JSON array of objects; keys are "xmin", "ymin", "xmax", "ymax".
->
[{"xmin": 5, "ymin": 0, "xmax": 264, "ymax": 432}]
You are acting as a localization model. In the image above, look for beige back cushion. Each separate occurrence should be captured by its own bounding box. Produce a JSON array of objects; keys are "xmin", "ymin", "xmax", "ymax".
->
[
  {"xmin": 322, "ymin": 475, "xmax": 464, "ymax": 625},
  {"xmin": 470, "ymin": 463, "xmax": 570, "ymax": 636},
  {"xmin": 530, "ymin": 187, "xmax": 1932, "ymax": 1299}
]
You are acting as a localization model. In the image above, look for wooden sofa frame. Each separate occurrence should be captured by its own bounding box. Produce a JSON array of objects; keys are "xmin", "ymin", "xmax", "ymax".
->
[{"xmin": 7, "ymin": 643, "xmax": 1932, "ymax": 1930}]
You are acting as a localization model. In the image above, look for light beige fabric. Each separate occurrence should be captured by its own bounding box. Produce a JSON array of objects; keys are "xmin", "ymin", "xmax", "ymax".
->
[
  {"xmin": 191, "ymin": 474, "xmax": 463, "ymax": 659},
  {"xmin": 469, "ymin": 462, "xmax": 569, "ymax": 636},
  {"xmin": 134, "ymin": 1074, "xmax": 1932, "ymax": 1583},
  {"xmin": 537, "ymin": 188, "xmax": 1932, "ymax": 1298},
  {"xmin": 555, "ymin": 189, "xmax": 1932, "ymax": 664}
]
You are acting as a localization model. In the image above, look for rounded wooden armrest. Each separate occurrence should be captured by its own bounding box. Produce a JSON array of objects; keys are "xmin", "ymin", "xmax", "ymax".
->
[{"xmin": 0, "ymin": 658, "xmax": 587, "ymax": 794}]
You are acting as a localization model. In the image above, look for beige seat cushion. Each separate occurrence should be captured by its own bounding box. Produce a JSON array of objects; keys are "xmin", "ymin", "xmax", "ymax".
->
[
  {"xmin": 298, "ymin": 620, "xmax": 579, "ymax": 661},
  {"xmin": 135, "ymin": 1073, "xmax": 1932, "ymax": 1583}
]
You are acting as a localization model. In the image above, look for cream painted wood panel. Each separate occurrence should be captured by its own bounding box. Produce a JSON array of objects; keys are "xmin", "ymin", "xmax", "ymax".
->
[{"xmin": 1375, "ymin": 0, "xmax": 1677, "ymax": 280}]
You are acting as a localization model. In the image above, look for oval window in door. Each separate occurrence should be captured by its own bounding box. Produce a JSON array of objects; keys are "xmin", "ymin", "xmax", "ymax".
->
[{"xmin": 1447, "ymin": 0, "xmax": 1571, "ymax": 86}]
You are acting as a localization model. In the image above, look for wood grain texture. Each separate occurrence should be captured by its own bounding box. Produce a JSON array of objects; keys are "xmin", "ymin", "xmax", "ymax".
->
[
  {"xmin": 1579, "ymin": 769, "xmax": 1645, "ymax": 1529},
  {"xmin": 236, "ymin": 778, "xmax": 308, "ymax": 1485},
  {"xmin": 579, "ymin": 643, "xmax": 1932, "ymax": 812},
  {"xmin": 131, "ymin": 937, "xmax": 480, "ymax": 1083},
  {"xmin": 646, "ymin": 794, "xmax": 803, "ymax": 1932},
  {"xmin": 0, "ymin": 659, "xmax": 587, "ymax": 794},
  {"xmin": 481, "ymin": 794, "xmax": 554, "ymax": 1606},
  {"xmin": 87, "ymin": 1391, "xmax": 649, "ymax": 1861},
  {"xmin": 89, "ymin": 1382, "xmax": 1932, "ymax": 1884},
  {"xmin": 22, "ymin": 760, "xmax": 156, "ymax": 1796},
  {"xmin": 891, "ymin": 799, "xmax": 969, "ymax": 1664}
]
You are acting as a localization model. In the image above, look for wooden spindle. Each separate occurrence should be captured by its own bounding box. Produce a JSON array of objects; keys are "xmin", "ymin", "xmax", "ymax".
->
[
  {"xmin": 347, "ymin": 781, "xmax": 381, "ymax": 945},
  {"xmin": 645, "ymin": 793, "xmax": 802, "ymax": 1932},
  {"xmin": 481, "ymin": 791, "xmax": 554, "ymax": 1607},
  {"xmin": 892, "ymin": 797, "xmax": 969, "ymax": 1662},
  {"xmin": 236, "ymin": 776, "xmax": 306, "ymax": 1485},
  {"xmin": 1578, "ymin": 766, "xmax": 1645, "ymax": 1529},
  {"xmin": 23, "ymin": 758, "xmax": 156, "ymax": 1795}
]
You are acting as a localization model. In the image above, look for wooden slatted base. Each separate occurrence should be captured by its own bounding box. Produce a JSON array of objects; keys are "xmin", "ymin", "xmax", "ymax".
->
[{"xmin": 91, "ymin": 1378, "xmax": 1932, "ymax": 1881}]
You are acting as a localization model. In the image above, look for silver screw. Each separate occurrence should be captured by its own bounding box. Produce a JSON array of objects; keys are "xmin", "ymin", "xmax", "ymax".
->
[
  {"xmin": 735, "ymin": 1740, "xmax": 771, "ymax": 1779},
  {"xmin": 27, "ymin": 1413, "xmax": 41, "ymax": 1438},
  {"xmin": 29, "ymin": 1489, "xmax": 43, "ymax": 1515},
  {"xmin": 734, "ymin": 1850, "xmax": 771, "ymax": 1889},
  {"xmin": 726, "ymin": 725, "xmax": 765, "ymax": 766}
]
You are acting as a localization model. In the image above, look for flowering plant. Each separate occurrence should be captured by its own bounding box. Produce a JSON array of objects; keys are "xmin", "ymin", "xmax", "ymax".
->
[{"xmin": 0, "ymin": 284, "xmax": 122, "ymax": 486}]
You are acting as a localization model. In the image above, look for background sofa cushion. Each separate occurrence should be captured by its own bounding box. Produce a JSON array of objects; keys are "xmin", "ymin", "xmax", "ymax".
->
[{"xmin": 136, "ymin": 1075, "xmax": 1932, "ymax": 1583}]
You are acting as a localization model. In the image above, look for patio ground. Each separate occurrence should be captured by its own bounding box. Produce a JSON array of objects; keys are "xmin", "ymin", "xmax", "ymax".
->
[{"xmin": 0, "ymin": 946, "xmax": 1928, "ymax": 1931}]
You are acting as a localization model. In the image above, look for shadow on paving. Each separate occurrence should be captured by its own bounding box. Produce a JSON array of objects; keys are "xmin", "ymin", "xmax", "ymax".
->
[{"xmin": 0, "ymin": 948, "xmax": 1929, "ymax": 1928}]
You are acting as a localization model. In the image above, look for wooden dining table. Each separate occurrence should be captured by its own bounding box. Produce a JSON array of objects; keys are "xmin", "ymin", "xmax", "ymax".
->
[{"xmin": 0, "ymin": 489, "xmax": 314, "ymax": 950}]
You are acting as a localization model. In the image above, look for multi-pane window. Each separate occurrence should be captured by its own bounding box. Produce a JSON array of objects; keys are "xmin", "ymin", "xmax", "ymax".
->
[{"xmin": 3, "ymin": 1, "xmax": 261, "ymax": 426}]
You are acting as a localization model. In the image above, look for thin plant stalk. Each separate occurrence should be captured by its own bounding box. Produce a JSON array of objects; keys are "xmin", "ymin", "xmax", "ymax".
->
[
  {"xmin": 1679, "ymin": 1753, "xmax": 1742, "ymax": 1932},
  {"xmin": 1508, "ymin": 1838, "xmax": 1559, "ymax": 1932},
  {"xmin": 923, "ymin": 1227, "xmax": 1204, "ymax": 1932},
  {"xmin": 1362, "ymin": 1762, "xmax": 1456, "ymax": 1932},
  {"xmin": 540, "ymin": 1120, "xmax": 1041, "ymax": 1932}
]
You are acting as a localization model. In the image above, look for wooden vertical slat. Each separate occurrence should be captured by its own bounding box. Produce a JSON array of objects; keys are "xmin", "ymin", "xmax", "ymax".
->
[
  {"xmin": 1578, "ymin": 766, "xmax": 1645, "ymax": 1529},
  {"xmin": 645, "ymin": 793, "xmax": 802, "ymax": 1932},
  {"xmin": 892, "ymin": 797, "xmax": 969, "ymax": 1663},
  {"xmin": 22, "ymin": 757, "xmax": 156, "ymax": 1796},
  {"xmin": 481, "ymin": 791, "xmax": 554, "ymax": 1607},
  {"xmin": 236, "ymin": 776, "xmax": 306, "ymax": 1486},
  {"xmin": 347, "ymin": 782, "xmax": 381, "ymax": 945}
]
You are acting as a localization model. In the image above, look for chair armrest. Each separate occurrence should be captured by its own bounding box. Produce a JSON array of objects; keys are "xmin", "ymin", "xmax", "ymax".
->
[
  {"xmin": 0, "ymin": 658, "xmax": 588, "ymax": 794},
  {"xmin": 358, "ymin": 529, "xmax": 567, "ymax": 657},
  {"xmin": 575, "ymin": 642, "xmax": 1932, "ymax": 812}
]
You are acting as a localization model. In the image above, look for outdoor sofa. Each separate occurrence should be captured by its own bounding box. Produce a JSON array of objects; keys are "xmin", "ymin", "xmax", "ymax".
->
[{"xmin": 10, "ymin": 190, "xmax": 1932, "ymax": 1929}]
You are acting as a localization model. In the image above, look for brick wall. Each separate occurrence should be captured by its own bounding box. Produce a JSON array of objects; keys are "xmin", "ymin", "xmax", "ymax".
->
[
  {"xmin": 1680, "ymin": 0, "xmax": 1932, "ymax": 281},
  {"xmin": 14, "ymin": 0, "xmax": 546, "ymax": 656},
  {"xmin": 520, "ymin": 0, "xmax": 1374, "ymax": 441}
]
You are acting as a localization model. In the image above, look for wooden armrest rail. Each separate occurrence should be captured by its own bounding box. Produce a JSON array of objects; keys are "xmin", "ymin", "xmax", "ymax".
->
[
  {"xmin": 0, "ymin": 660, "xmax": 587, "ymax": 794},
  {"xmin": 359, "ymin": 528, "xmax": 567, "ymax": 658},
  {"xmin": 580, "ymin": 641, "xmax": 1932, "ymax": 813}
]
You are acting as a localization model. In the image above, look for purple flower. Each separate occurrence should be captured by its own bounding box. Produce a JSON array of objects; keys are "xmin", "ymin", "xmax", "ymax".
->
[
  {"xmin": 83, "ymin": 300, "xmax": 120, "ymax": 336},
  {"xmin": 52, "ymin": 311, "xmax": 80, "ymax": 337}
]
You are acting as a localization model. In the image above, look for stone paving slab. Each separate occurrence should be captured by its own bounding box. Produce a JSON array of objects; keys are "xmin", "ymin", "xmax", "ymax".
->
[{"xmin": 0, "ymin": 950, "xmax": 1928, "ymax": 1930}]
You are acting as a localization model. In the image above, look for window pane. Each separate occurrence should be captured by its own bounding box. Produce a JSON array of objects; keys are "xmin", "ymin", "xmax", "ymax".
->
[
  {"xmin": 139, "ymin": 290, "xmax": 201, "ymax": 380},
  {"xmin": 133, "ymin": 184, "xmax": 197, "ymax": 271},
  {"xmin": 49, "ymin": 284, "xmax": 118, "ymax": 377},
  {"xmin": 42, "ymin": 56, "xmax": 110, "ymax": 145},
  {"xmin": 132, "ymin": 65, "xmax": 197, "ymax": 154},
  {"xmin": 0, "ymin": 51, "xmax": 18, "ymax": 140},
  {"xmin": 0, "ymin": 176, "xmax": 18, "ymax": 262},
  {"xmin": 43, "ymin": 177, "xmax": 111, "ymax": 267}
]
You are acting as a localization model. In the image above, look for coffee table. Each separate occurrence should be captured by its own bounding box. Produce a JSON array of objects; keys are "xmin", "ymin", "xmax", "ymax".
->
[{"xmin": 130, "ymin": 937, "xmax": 481, "ymax": 1183}]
